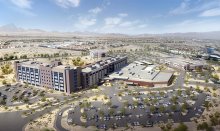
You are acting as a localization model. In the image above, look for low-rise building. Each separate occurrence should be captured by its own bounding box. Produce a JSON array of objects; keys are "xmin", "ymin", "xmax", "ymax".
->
[
  {"xmin": 109, "ymin": 62, "xmax": 174, "ymax": 87},
  {"xmin": 160, "ymin": 57, "xmax": 207, "ymax": 70}
]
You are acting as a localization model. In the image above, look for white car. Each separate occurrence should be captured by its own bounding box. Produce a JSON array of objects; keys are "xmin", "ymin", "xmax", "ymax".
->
[
  {"xmin": 58, "ymin": 112, "xmax": 62, "ymax": 116},
  {"xmin": 67, "ymin": 118, "xmax": 73, "ymax": 123}
]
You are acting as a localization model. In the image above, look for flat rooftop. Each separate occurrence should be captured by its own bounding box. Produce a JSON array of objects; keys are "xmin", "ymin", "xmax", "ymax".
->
[
  {"xmin": 82, "ymin": 56, "xmax": 127, "ymax": 73},
  {"xmin": 109, "ymin": 62, "xmax": 173, "ymax": 83},
  {"xmin": 17, "ymin": 60, "xmax": 76, "ymax": 71},
  {"xmin": 52, "ymin": 65, "xmax": 77, "ymax": 72},
  {"xmin": 18, "ymin": 61, "xmax": 50, "ymax": 68}
]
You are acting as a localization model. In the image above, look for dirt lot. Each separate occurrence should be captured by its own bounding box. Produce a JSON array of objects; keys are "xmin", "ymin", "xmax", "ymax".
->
[{"xmin": 0, "ymin": 47, "xmax": 81, "ymax": 58}]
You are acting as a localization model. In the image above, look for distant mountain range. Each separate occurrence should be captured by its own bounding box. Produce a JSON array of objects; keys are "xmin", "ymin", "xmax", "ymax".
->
[
  {"xmin": 137, "ymin": 32, "xmax": 220, "ymax": 40},
  {"xmin": 0, "ymin": 24, "xmax": 220, "ymax": 40}
]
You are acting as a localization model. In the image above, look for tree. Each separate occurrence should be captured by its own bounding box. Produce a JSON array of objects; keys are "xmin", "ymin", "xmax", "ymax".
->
[
  {"xmin": 41, "ymin": 97, "xmax": 46, "ymax": 102},
  {"xmin": 106, "ymin": 101, "xmax": 112, "ymax": 107},
  {"xmin": 72, "ymin": 57, "xmax": 85, "ymax": 67},
  {"xmin": 3, "ymin": 54, "xmax": 9, "ymax": 60},
  {"xmin": 144, "ymin": 98, "xmax": 149, "ymax": 104},
  {"xmin": 195, "ymin": 85, "xmax": 201, "ymax": 93},
  {"xmin": 205, "ymin": 78, "xmax": 209, "ymax": 83},
  {"xmin": 204, "ymin": 101, "xmax": 212, "ymax": 110},
  {"xmin": 171, "ymin": 105, "xmax": 177, "ymax": 111},
  {"xmin": 2, "ymin": 80, "xmax": 7, "ymax": 85},
  {"xmin": 23, "ymin": 97, "xmax": 29, "ymax": 103},
  {"xmin": 20, "ymin": 55, "xmax": 27, "ymax": 59},
  {"xmin": 159, "ymin": 91, "xmax": 165, "ymax": 96},
  {"xmin": 53, "ymin": 53, "xmax": 59, "ymax": 57},
  {"xmin": 12, "ymin": 95, "xmax": 18, "ymax": 101},
  {"xmin": 133, "ymin": 101, "xmax": 138, "ymax": 107},
  {"xmin": 9, "ymin": 55, "xmax": 14, "ymax": 60},
  {"xmin": 0, "ymin": 99, "xmax": 6, "ymax": 105},
  {"xmin": 150, "ymin": 106, "xmax": 156, "ymax": 112},
  {"xmin": 1, "ymin": 64, "xmax": 13, "ymax": 74},
  {"xmin": 171, "ymin": 96, "xmax": 178, "ymax": 104},
  {"xmin": 81, "ymin": 112, "xmax": 87, "ymax": 119},
  {"xmin": 120, "ymin": 108, "xmax": 126, "ymax": 115},
  {"xmin": 159, "ymin": 105, "xmax": 166, "ymax": 113},
  {"xmin": 39, "ymin": 91, "xmax": 45, "ymax": 97},
  {"xmin": 197, "ymin": 122, "xmax": 209, "ymax": 130},
  {"xmin": 99, "ymin": 110, "xmax": 104, "ymax": 117},
  {"xmin": 177, "ymin": 89, "xmax": 182, "ymax": 96},
  {"xmin": 109, "ymin": 108, "xmax": 115, "ymax": 116},
  {"xmin": 185, "ymin": 89, "xmax": 190, "ymax": 96},
  {"xmin": 213, "ymin": 93, "xmax": 217, "ymax": 97},
  {"xmin": 181, "ymin": 102, "xmax": 189, "ymax": 112},
  {"xmin": 204, "ymin": 87, "xmax": 210, "ymax": 92},
  {"xmin": 173, "ymin": 123, "xmax": 188, "ymax": 131},
  {"xmin": 212, "ymin": 74, "xmax": 219, "ymax": 81}
]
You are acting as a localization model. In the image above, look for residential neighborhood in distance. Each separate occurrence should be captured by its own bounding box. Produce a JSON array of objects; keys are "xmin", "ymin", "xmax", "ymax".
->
[{"xmin": 0, "ymin": 0, "xmax": 220, "ymax": 131}]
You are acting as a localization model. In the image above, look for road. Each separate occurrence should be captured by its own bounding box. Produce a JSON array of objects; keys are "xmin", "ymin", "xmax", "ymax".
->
[{"xmin": 54, "ymin": 106, "xmax": 69, "ymax": 131}]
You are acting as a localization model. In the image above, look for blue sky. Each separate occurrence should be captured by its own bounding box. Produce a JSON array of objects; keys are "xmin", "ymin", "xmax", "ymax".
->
[{"xmin": 0, "ymin": 0, "xmax": 220, "ymax": 34}]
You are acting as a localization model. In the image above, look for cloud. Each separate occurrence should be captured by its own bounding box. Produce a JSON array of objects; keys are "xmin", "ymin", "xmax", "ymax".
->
[
  {"xmin": 138, "ymin": 24, "xmax": 147, "ymax": 28},
  {"xmin": 119, "ymin": 20, "xmax": 140, "ymax": 27},
  {"xmin": 89, "ymin": 7, "xmax": 102, "ymax": 14},
  {"xmin": 74, "ymin": 16, "xmax": 96, "ymax": 30},
  {"xmin": 55, "ymin": 0, "xmax": 80, "ymax": 8},
  {"xmin": 200, "ymin": 8, "xmax": 220, "ymax": 17},
  {"xmin": 10, "ymin": 0, "xmax": 32, "ymax": 9},
  {"xmin": 119, "ymin": 21, "xmax": 133, "ymax": 27},
  {"xmin": 118, "ymin": 13, "xmax": 128, "ymax": 17},
  {"xmin": 79, "ymin": 17, "xmax": 96, "ymax": 26},
  {"xmin": 169, "ymin": 0, "xmax": 190, "ymax": 15},
  {"xmin": 9, "ymin": 0, "xmax": 36, "ymax": 16},
  {"xmin": 100, "ymin": 15, "xmax": 148, "ymax": 34},
  {"xmin": 104, "ymin": 17, "xmax": 122, "ymax": 27},
  {"xmin": 169, "ymin": 0, "xmax": 220, "ymax": 16}
]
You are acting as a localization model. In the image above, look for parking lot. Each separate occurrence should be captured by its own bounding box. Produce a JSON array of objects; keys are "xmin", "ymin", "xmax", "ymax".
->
[
  {"xmin": 0, "ymin": 83, "xmax": 44, "ymax": 106},
  {"xmin": 0, "ymin": 82, "xmax": 70, "ymax": 109},
  {"xmin": 60, "ymin": 81, "xmax": 208, "ymax": 130}
]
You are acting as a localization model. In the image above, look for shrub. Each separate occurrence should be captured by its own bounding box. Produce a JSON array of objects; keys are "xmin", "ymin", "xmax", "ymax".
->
[{"xmin": 2, "ymin": 80, "xmax": 7, "ymax": 85}]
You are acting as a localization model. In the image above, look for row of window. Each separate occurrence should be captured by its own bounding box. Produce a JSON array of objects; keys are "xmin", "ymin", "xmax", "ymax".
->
[{"xmin": 18, "ymin": 66, "xmax": 39, "ymax": 73}]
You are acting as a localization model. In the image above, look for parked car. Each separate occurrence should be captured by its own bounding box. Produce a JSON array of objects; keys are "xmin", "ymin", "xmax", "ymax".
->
[{"xmin": 58, "ymin": 112, "xmax": 62, "ymax": 116}]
